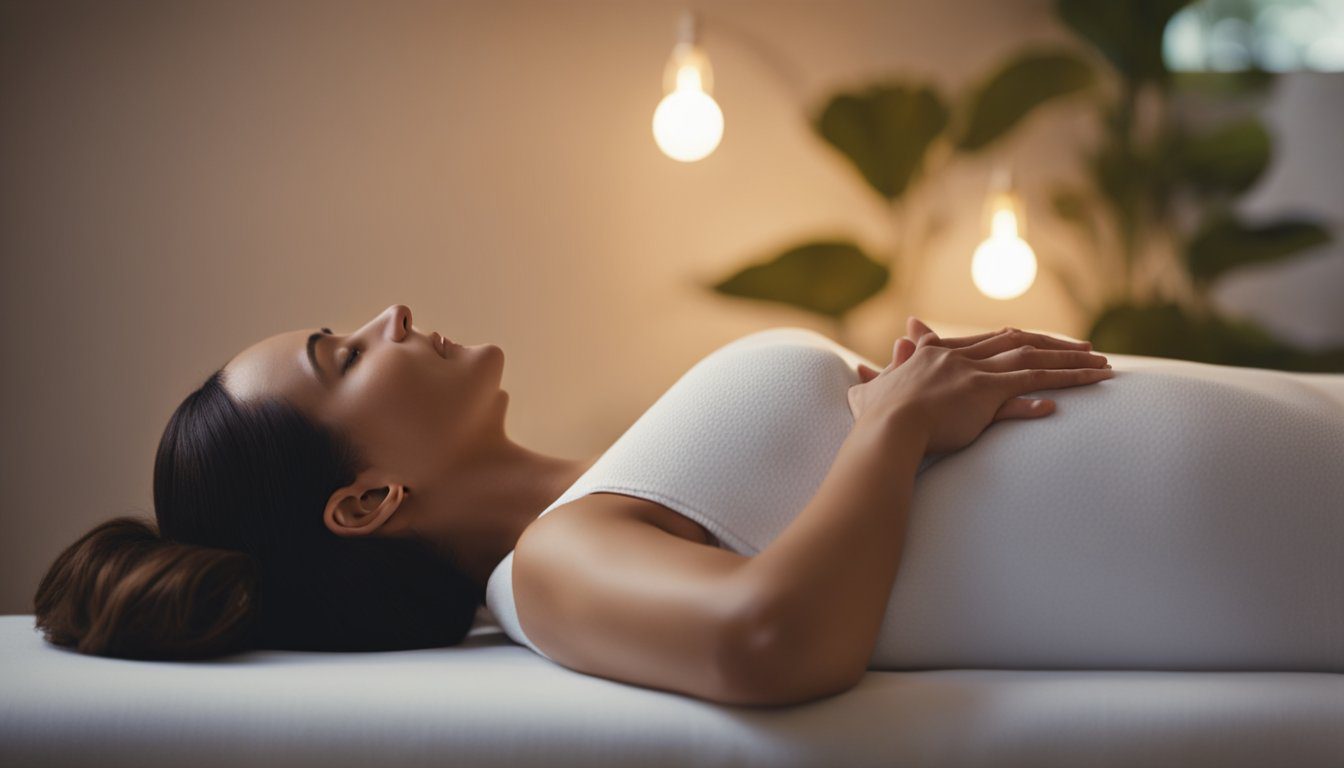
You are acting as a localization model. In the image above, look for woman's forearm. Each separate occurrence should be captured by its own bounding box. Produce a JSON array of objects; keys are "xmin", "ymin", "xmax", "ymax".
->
[{"xmin": 724, "ymin": 404, "xmax": 929, "ymax": 700}]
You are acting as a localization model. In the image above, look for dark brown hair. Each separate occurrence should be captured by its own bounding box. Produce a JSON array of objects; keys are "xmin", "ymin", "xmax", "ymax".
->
[{"xmin": 34, "ymin": 369, "xmax": 483, "ymax": 660}]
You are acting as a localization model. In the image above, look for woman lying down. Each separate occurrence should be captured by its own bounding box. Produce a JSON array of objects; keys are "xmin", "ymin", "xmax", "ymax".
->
[{"xmin": 35, "ymin": 304, "xmax": 1344, "ymax": 707}]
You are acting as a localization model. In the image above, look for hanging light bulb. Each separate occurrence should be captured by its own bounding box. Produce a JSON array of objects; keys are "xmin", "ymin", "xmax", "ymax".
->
[
  {"xmin": 652, "ymin": 12, "xmax": 723, "ymax": 162},
  {"xmin": 971, "ymin": 169, "xmax": 1038, "ymax": 300}
]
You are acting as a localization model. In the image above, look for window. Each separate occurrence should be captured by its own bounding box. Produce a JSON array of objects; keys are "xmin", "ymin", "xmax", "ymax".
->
[{"xmin": 1164, "ymin": 0, "xmax": 1344, "ymax": 71}]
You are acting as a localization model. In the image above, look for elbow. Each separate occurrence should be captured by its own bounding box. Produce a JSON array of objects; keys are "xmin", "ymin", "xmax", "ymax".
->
[
  {"xmin": 715, "ymin": 600, "xmax": 786, "ymax": 704},
  {"xmin": 712, "ymin": 602, "xmax": 864, "ymax": 707}
]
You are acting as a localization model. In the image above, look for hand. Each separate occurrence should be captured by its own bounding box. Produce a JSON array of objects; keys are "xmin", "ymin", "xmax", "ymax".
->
[
  {"xmin": 853, "ymin": 316, "xmax": 1093, "ymax": 383},
  {"xmin": 847, "ymin": 318, "xmax": 1112, "ymax": 454}
]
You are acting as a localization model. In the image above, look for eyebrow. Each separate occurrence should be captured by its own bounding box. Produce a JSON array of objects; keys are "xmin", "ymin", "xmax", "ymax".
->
[{"xmin": 306, "ymin": 327, "xmax": 333, "ymax": 385}]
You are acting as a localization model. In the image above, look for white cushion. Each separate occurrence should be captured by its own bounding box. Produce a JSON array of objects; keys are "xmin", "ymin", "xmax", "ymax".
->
[{"xmin": 1, "ymin": 615, "xmax": 1341, "ymax": 767}]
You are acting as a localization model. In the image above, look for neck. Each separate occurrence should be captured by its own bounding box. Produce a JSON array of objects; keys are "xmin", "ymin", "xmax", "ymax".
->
[{"xmin": 407, "ymin": 435, "xmax": 597, "ymax": 592}]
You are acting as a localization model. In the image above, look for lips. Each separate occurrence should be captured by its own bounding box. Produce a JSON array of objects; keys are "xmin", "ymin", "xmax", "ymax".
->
[{"xmin": 430, "ymin": 332, "xmax": 450, "ymax": 358}]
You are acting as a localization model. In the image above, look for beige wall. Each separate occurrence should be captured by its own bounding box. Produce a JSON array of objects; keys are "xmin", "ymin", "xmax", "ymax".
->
[{"xmin": 2, "ymin": 0, "xmax": 1339, "ymax": 615}]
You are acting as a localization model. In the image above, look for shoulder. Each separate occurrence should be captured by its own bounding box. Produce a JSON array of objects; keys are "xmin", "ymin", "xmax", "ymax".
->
[
  {"xmin": 713, "ymin": 326, "xmax": 838, "ymax": 355},
  {"xmin": 505, "ymin": 491, "xmax": 761, "ymax": 705},
  {"xmin": 696, "ymin": 326, "xmax": 862, "ymax": 372},
  {"xmin": 699, "ymin": 326, "xmax": 872, "ymax": 386},
  {"xmin": 521, "ymin": 492, "xmax": 717, "ymax": 557},
  {"xmin": 506, "ymin": 493, "xmax": 721, "ymax": 647}
]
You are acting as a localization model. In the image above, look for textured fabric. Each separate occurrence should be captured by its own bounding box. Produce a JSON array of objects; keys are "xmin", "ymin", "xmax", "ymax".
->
[
  {"xmin": 2, "ymin": 615, "xmax": 1341, "ymax": 768},
  {"xmin": 486, "ymin": 327, "xmax": 1344, "ymax": 671}
]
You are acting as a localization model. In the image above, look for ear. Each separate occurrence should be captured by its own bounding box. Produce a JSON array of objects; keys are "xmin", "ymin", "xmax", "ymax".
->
[{"xmin": 324, "ymin": 470, "xmax": 410, "ymax": 538}]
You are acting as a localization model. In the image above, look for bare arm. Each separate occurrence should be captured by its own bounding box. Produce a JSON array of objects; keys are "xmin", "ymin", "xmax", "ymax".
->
[
  {"xmin": 719, "ymin": 405, "xmax": 927, "ymax": 705},
  {"xmin": 513, "ymin": 413, "xmax": 925, "ymax": 709},
  {"xmin": 721, "ymin": 321, "xmax": 1111, "ymax": 705},
  {"xmin": 514, "ymin": 321, "xmax": 1106, "ymax": 708},
  {"xmin": 512, "ymin": 494, "xmax": 759, "ymax": 704}
]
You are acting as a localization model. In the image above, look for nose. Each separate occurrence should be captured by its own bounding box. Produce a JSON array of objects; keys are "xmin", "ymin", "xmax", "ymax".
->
[{"xmin": 366, "ymin": 304, "xmax": 412, "ymax": 342}]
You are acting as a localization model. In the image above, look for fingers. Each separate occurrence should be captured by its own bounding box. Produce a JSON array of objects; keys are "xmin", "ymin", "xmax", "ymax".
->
[
  {"xmin": 907, "ymin": 316, "xmax": 935, "ymax": 340},
  {"xmin": 906, "ymin": 318, "xmax": 1092, "ymax": 353},
  {"xmin": 994, "ymin": 397, "xmax": 1054, "ymax": 422},
  {"xmin": 910, "ymin": 316, "xmax": 999, "ymax": 349},
  {"xmin": 996, "ymin": 366, "xmax": 1115, "ymax": 395},
  {"xmin": 891, "ymin": 337, "xmax": 916, "ymax": 369},
  {"xmin": 903, "ymin": 317, "xmax": 942, "ymax": 347},
  {"xmin": 963, "ymin": 326, "xmax": 1094, "ymax": 359},
  {"xmin": 979, "ymin": 347, "xmax": 1108, "ymax": 372},
  {"xmin": 937, "ymin": 330, "xmax": 1003, "ymax": 348}
]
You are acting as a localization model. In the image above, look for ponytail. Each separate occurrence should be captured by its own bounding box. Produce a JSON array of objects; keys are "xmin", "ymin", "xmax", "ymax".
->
[
  {"xmin": 34, "ymin": 516, "xmax": 259, "ymax": 660},
  {"xmin": 34, "ymin": 367, "xmax": 480, "ymax": 660}
]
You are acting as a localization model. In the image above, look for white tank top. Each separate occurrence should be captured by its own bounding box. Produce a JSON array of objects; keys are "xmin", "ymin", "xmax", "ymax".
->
[{"xmin": 485, "ymin": 327, "xmax": 1344, "ymax": 672}]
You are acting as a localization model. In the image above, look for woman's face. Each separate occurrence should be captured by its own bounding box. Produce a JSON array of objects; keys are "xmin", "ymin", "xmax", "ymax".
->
[{"xmin": 222, "ymin": 304, "xmax": 507, "ymax": 485}]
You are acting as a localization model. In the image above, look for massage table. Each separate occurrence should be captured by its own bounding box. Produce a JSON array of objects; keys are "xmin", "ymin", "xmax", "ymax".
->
[{"xmin": 3, "ymin": 341, "xmax": 1342, "ymax": 768}]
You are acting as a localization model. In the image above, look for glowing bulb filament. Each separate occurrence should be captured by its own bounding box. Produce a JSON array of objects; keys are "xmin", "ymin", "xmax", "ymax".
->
[
  {"xmin": 991, "ymin": 207, "xmax": 1019, "ymax": 239},
  {"xmin": 675, "ymin": 64, "xmax": 703, "ymax": 92},
  {"xmin": 971, "ymin": 192, "xmax": 1037, "ymax": 300}
]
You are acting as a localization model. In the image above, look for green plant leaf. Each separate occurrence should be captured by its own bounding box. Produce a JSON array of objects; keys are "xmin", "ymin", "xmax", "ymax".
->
[
  {"xmin": 1201, "ymin": 312, "xmax": 1302, "ymax": 370},
  {"xmin": 1088, "ymin": 301, "xmax": 1203, "ymax": 359},
  {"xmin": 814, "ymin": 84, "xmax": 949, "ymax": 201},
  {"xmin": 1201, "ymin": 312, "xmax": 1344, "ymax": 372},
  {"xmin": 954, "ymin": 49, "xmax": 1095, "ymax": 152},
  {"xmin": 1088, "ymin": 141, "xmax": 1147, "ymax": 252},
  {"xmin": 1050, "ymin": 186, "xmax": 1096, "ymax": 237},
  {"xmin": 1177, "ymin": 118, "xmax": 1272, "ymax": 196},
  {"xmin": 710, "ymin": 240, "xmax": 890, "ymax": 320},
  {"xmin": 1186, "ymin": 215, "xmax": 1332, "ymax": 284},
  {"xmin": 1054, "ymin": 0, "xmax": 1196, "ymax": 85},
  {"xmin": 1087, "ymin": 300, "xmax": 1344, "ymax": 371},
  {"xmin": 1171, "ymin": 70, "xmax": 1277, "ymax": 97}
]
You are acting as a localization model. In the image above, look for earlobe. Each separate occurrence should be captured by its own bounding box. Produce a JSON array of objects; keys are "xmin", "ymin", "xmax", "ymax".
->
[{"xmin": 323, "ymin": 477, "xmax": 410, "ymax": 538}]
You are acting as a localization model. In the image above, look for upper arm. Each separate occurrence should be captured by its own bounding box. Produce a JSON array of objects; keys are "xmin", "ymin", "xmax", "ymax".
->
[{"xmin": 511, "ymin": 494, "xmax": 772, "ymax": 705}]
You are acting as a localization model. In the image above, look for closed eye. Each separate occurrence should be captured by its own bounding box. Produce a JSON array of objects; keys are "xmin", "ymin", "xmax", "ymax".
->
[{"xmin": 342, "ymin": 346, "xmax": 360, "ymax": 373}]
